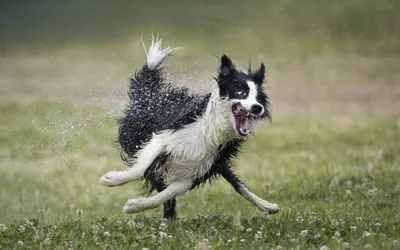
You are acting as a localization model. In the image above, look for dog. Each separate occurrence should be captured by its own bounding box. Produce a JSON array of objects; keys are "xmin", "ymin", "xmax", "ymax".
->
[{"xmin": 100, "ymin": 37, "xmax": 280, "ymax": 219}]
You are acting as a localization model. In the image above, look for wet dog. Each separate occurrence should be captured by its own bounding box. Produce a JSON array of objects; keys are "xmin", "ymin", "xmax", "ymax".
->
[{"xmin": 100, "ymin": 37, "xmax": 279, "ymax": 219}]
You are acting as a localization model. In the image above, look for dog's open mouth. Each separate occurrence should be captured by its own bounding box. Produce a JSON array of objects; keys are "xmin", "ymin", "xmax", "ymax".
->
[{"xmin": 232, "ymin": 103, "xmax": 253, "ymax": 136}]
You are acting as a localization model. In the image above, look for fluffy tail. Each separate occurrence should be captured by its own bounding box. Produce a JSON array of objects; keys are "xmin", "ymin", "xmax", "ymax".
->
[
  {"xmin": 120, "ymin": 36, "xmax": 178, "ymax": 159},
  {"xmin": 128, "ymin": 36, "xmax": 179, "ymax": 95},
  {"xmin": 143, "ymin": 36, "xmax": 178, "ymax": 70}
]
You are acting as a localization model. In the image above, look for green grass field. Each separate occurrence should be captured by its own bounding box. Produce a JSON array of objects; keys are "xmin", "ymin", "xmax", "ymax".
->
[
  {"xmin": 1, "ymin": 0, "xmax": 400, "ymax": 249},
  {"xmin": 0, "ymin": 102, "xmax": 399, "ymax": 249}
]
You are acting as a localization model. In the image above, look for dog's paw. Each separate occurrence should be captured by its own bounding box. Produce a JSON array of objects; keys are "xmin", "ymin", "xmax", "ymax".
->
[
  {"xmin": 99, "ymin": 171, "xmax": 128, "ymax": 187},
  {"xmin": 266, "ymin": 203, "xmax": 280, "ymax": 214},
  {"xmin": 259, "ymin": 202, "xmax": 280, "ymax": 214},
  {"xmin": 123, "ymin": 198, "xmax": 147, "ymax": 214}
]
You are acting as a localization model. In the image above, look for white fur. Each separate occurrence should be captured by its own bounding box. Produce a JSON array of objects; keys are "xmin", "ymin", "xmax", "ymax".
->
[
  {"xmin": 123, "ymin": 181, "xmax": 192, "ymax": 213},
  {"xmin": 230, "ymin": 80, "xmax": 264, "ymax": 116},
  {"xmin": 163, "ymin": 88, "xmax": 236, "ymax": 184},
  {"xmin": 238, "ymin": 185, "xmax": 280, "ymax": 214},
  {"xmin": 143, "ymin": 35, "xmax": 179, "ymax": 70},
  {"xmin": 100, "ymin": 134, "xmax": 166, "ymax": 186}
]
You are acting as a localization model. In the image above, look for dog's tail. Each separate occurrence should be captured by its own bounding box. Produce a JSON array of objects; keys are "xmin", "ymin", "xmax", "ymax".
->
[
  {"xmin": 143, "ymin": 35, "xmax": 178, "ymax": 70},
  {"xmin": 128, "ymin": 35, "xmax": 179, "ymax": 96}
]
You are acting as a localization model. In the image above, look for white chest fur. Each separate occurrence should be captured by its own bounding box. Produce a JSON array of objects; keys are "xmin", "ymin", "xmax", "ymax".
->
[{"xmin": 160, "ymin": 89, "xmax": 236, "ymax": 183}]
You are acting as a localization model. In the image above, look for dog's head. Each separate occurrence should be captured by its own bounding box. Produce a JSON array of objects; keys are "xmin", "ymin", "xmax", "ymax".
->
[{"xmin": 216, "ymin": 55, "xmax": 270, "ymax": 137}]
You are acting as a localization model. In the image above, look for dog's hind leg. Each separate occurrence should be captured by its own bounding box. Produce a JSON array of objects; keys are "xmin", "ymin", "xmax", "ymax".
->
[
  {"xmin": 163, "ymin": 198, "xmax": 177, "ymax": 219},
  {"xmin": 123, "ymin": 180, "xmax": 192, "ymax": 214},
  {"xmin": 219, "ymin": 167, "xmax": 280, "ymax": 214},
  {"xmin": 155, "ymin": 185, "xmax": 177, "ymax": 219},
  {"xmin": 100, "ymin": 135, "xmax": 166, "ymax": 187}
]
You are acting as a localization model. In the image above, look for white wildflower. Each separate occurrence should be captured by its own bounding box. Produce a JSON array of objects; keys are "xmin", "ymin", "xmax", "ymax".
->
[
  {"xmin": 276, "ymin": 246, "xmax": 283, "ymax": 250},
  {"xmin": 17, "ymin": 240, "xmax": 24, "ymax": 247},
  {"xmin": 227, "ymin": 239, "xmax": 232, "ymax": 244},
  {"xmin": 43, "ymin": 237, "xmax": 51, "ymax": 245},
  {"xmin": 330, "ymin": 176, "xmax": 339, "ymax": 188},
  {"xmin": 255, "ymin": 231, "xmax": 262, "ymax": 240},
  {"xmin": 142, "ymin": 248, "xmax": 150, "ymax": 250},
  {"xmin": 356, "ymin": 217, "xmax": 363, "ymax": 222},
  {"xmin": 203, "ymin": 238, "xmax": 209, "ymax": 243},
  {"xmin": 76, "ymin": 209, "xmax": 83, "ymax": 215},
  {"xmin": 127, "ymin": 220, "xmax": 136, "ymax": 228},
  {"xmin": 240, "ymin": 239, "xmax": 245, "ymax": 242},
  {"xmin": 374, "ymin": 222, "xmax": 381, "ymax": 228},
  {"xmin": 246, "ymin": 228, "xmax": 252, "ymax": 232},
  {"xmin": 300, "ymin": 230, "xmax": 308, "ymax": 237},
  {"xmin": 103, "ymin": 231, "xmax": 110, "ymax": 237},
  {"xmin": 18, "ymin": 225, "xmax": 25, "ymax": 233},
  {"xmin": 331, "ymin": 219, "xmax": 339, "ymax": 227},
  {"xmin": 310, "ymin": 212, "xmax": 319, "ymax": 223},
  {"xmin": 0, "ymin": 224, "xmax": 6, "ymax": 232},
  {"xmin": 342, "ymin": 242, "xmax": 350, "ymax": 249},
  {"xmin": 363, "ymin": 231, "xmax": 371, "ymax": 237},
  {"xmin": 334, "ymin": 231, "xmax": 341, "ymax": 237},
  {"xmin": 364, "ymin": 244, "xmax": 372, "ymax": 249},
  {"xmin": 296, "ymin": 216, "xmax": 304, "ymax": 223},
  {"xmin": 320, "ymin": 246, "xmax": 329, "ymax": 250},
  {"xmin": 159, "ymin": 231, "xmax": 167, "ymax": 238},
  {"xmin": 366, "ymin": 164, "xmax": 374, "ymax": 173},
  {"xmin": 350, "ymin": 225, "xmax": 357, "ymax": 231},
  {"xmin": 345, "ymin": 190, "xmax": 352, "ymax": 196},
  {"xmin": 367, "ymin": 188, "xmax": 378, "ymax": 196}
]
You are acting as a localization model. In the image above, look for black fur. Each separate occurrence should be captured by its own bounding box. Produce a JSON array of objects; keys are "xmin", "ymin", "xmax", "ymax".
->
[{"xmin": 118, "ymin": 65, "xmax": 210, "ymax": 159}]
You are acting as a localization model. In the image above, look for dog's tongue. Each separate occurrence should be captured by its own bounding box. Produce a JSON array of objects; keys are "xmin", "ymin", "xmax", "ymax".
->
[{"xmin": 239, "ymin": 116, "xmax": 252, "ymax": 134}]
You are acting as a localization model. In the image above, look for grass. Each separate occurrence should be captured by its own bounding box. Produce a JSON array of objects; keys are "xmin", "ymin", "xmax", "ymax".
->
[{"xmin": 0, "ymin": 101, "xmax": 399, "ymax": 249}]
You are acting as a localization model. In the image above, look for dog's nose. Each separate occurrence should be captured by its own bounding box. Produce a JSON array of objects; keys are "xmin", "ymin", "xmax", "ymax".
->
[{"xmin": 251, "ymin": 104, "xmax": 263, "ymax": 115}]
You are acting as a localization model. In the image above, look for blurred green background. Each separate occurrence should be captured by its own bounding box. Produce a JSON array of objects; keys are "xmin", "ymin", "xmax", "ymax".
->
[{"xmin": 1, "ymin": 0, "xmax": 399, "ymax": 57}]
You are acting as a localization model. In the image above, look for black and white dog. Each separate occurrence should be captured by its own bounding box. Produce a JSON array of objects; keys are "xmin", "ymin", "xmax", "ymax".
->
[{"xmin": 100, "ymin": 37, "xmax": 280, "ymax": 219}]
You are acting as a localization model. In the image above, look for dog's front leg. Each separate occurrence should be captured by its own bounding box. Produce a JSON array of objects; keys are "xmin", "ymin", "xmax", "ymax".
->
[
  {"xmin": 123, "ymin": 180, "xmax": 192, "ymax": 214},
  {"xmin": 100, "ymin": 135, "xmax": 165, "ymax": 187},
  {"xmin": 219, "ymin": 167, "xmax": 280, "ymax": 214}
]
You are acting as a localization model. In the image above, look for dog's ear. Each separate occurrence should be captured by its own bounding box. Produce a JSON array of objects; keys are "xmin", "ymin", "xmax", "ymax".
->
[
  {"xmin": 219, "ymin": 54, "xmax": 234, "ymax": 77},
  {"xmin": 252, "ymin": 63, "xmax": 265, "ymax": 85}
]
